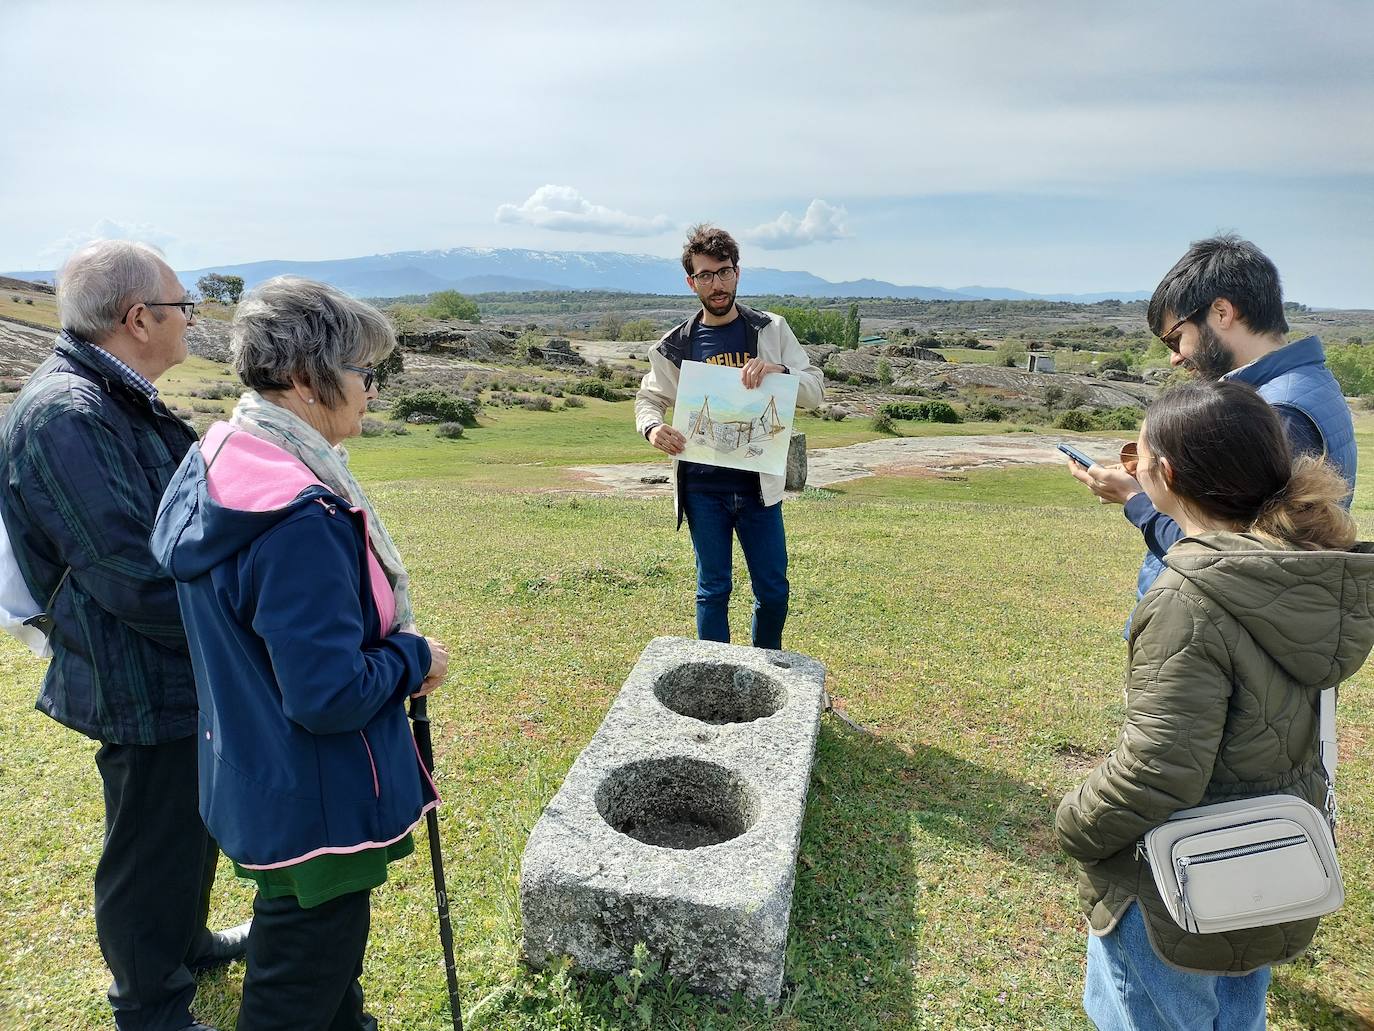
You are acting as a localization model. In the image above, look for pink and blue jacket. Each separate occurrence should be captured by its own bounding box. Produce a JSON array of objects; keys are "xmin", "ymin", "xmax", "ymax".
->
[{"xmin": 151, "ymin": 421, "xmax": 435, "ymax": 869}]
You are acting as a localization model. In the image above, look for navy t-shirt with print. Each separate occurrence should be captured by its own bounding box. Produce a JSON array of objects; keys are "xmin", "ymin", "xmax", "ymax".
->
[{"xmin": 680, "ymin": 316, "xmax": 761, "ymax": 495}]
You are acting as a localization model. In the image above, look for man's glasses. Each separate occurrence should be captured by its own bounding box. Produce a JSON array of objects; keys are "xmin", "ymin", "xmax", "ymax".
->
[
  {"xmin": 689, "ymin": 266, "xmax": 739, "ymax": 286},
  {"xmin": 342, "ymin": 364, "xmax": 376, "ymax": 391},
  {"xmin": 1158, "ymin": 306, "xmax": 1203, "ymax": 353},
  {"xmin": 122, "ymin": 300, "xmax": 198, "ymax": 323}
]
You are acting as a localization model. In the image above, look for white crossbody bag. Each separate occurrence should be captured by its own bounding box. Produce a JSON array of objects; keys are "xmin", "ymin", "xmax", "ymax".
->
[{"xmin": 1141, "ymin": 688, "xmax": 1343, "ymax": 934}]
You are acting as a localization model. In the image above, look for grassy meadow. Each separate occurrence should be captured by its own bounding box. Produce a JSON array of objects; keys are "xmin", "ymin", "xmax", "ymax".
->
[{"xmin": 2, "ymin": 380, "xmax": 1373, "ymax": 1030}]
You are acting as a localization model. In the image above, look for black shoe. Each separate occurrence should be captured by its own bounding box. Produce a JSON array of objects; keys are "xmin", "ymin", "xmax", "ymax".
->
[{"xmin": 188, "ymin": 919, "xmax": 251, "ymax": 971}]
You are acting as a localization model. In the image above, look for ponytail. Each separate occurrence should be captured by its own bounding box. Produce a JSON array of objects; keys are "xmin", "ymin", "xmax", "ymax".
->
[{"xmin": 1250, "ymin": 456, "xmax": 1357, "ymax": 552}]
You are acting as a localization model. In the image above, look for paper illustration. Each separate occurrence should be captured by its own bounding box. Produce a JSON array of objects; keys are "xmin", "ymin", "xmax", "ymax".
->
[{"xmin": 672, "ymin": 360, "xmax": 799, "ymax": 476}]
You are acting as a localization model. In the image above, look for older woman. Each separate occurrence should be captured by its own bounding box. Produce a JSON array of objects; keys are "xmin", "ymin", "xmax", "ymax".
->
[{"xmin": 153, "ymin": 277, "xmax": 449, "ymax": 1031}]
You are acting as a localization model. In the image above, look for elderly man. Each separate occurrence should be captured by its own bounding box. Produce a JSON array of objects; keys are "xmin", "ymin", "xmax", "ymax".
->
[{"xmin": 0, "ymin": 241, "xmax": 247, "ymax": 1031}]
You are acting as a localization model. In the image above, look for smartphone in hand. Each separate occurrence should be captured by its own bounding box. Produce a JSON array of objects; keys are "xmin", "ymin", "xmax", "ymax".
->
[{"xmin": 1057, "ymin": 443, "xmax": 1097, "ymax": 468}]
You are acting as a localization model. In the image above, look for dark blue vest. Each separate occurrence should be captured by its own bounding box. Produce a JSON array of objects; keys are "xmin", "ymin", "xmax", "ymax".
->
[{"xmin": 1135, "ymin": 336, "xmax": 1357, "ymax": 596}]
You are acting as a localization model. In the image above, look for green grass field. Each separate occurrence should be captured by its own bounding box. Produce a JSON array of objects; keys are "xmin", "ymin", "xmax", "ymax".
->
[{"xmin": 2, "ymin": 397, "xmax": 1372, "ymax": 1029}]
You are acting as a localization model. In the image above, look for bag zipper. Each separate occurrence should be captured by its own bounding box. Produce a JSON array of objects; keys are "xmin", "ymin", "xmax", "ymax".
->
[{"xmin": 1180, "ymin": 834, "xmax": 1307, "ymax": 867}]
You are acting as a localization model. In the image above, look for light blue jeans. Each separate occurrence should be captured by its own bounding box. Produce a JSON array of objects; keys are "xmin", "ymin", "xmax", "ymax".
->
[{"xmin": 1085, "ymin": 903, "xmax": 1271, "ymax": 1031}]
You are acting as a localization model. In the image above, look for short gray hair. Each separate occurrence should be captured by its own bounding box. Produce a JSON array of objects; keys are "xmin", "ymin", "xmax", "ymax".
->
[
  {"xmin": 57, "ymin": 239, "xmax": 171, "ymax": 342},
  {"xmin": 232, "ymin": 276, "xmax": 396, "ymax": 408}
]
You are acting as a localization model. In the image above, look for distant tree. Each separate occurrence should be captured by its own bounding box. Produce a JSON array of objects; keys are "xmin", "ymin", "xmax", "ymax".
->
[
  {"xmin": 994, "ymin": 339, "xmax": 1026, "ymax": 367},
  {"xmin": 1327, "ymin": 344, "xmax": 1374, "ymax": 397},
  {"xmin": 618, "ymin": 318, "xmax": 659, "ymax": 341},
  {"xmin": 596, "ymin": 313, "xmax": 625, "ymax": 340},
  {"xmin": 774, "ymin": 305, "xmax": 846, "ymax": 346},
  {"xmin": 196, "ymin": 273, "xmax": 245, "ymax": 304},
  {"xmin": 1043, "ymin": 384, "xmax": 1066, "ymax": 411},
  {"xmin": 1064, "ymin": 384, "xmax": 1091, "ymax": 410},
  {"xmin": 425, "ymin": 290, "xmax": 480, "ymax": 322},
  {"xmin": 844, "ymin": 302, "xmax": 861, "ymax": 348},
  {"xmin": 876, "ymin": 358, "xmax": 893, "ymax": 386}
]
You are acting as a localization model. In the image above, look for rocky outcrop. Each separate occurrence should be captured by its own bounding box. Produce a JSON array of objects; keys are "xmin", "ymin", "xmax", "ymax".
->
[
  {"xmin": 0, "ymin": 318, "xmax": 55, "ymax": 377},
  {"xmin": 185, "ymin": 318, "xmax": 233, "ymax": 363},
  {"xmin": 824, "ymin": 350, "xmax": 1155, "ymax": 410},
  {"xmin": 395, "ymin": 320, "xmax": 520, "ymax": 361},
  {"xmin": 526, "ymin": 337, "xmax": 585, "ymax": 367}
]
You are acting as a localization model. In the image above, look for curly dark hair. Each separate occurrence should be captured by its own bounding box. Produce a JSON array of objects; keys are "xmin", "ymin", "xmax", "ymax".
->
[{"xmin": 681, "ymin": 224, "xmax": 740, "ymax": 276}]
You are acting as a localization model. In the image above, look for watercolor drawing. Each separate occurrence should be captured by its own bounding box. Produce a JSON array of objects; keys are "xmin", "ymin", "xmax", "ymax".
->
[{"xmin": 672, "ymin": 360, "xmax": 800, "ymax": 476}]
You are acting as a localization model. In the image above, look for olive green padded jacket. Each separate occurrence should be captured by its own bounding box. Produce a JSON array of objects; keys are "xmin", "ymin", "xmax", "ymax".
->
[{"xmin": 1056, "ymin": 532, "xmax": 1374, "ymax": 974}]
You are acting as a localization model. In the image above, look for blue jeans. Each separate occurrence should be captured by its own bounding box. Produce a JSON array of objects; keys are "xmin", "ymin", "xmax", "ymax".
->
[
  {"xmin": 681, "ymin": 491, "xmax": 789, "ymax": 649},
  {"xmin": 1085, "ymin": 903, "xmax": 1271, "ymax": 1031}
]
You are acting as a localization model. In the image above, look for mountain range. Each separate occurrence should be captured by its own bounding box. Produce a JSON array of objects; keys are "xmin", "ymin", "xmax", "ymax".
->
[{"xmin": 3, "ymin": 246, "xmax": 1150, "ymax": 303}]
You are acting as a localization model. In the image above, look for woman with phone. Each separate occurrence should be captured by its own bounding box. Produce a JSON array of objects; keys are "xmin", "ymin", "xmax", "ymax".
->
[{"xmin": 1055, "ymin": 380, "xmax": 1374, "ymax": 1030}]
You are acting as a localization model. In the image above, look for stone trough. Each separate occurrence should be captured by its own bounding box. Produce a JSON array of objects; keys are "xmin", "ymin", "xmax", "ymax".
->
[{"xmin": 519, "ymin": 636, "xmax": 827, "ymax": 1004}]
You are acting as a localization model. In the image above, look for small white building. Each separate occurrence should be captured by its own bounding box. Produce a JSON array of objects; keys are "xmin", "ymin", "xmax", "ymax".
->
[{"xmin": 1026, "ymin": 354, "xmax": 1056, "ymax": 374}]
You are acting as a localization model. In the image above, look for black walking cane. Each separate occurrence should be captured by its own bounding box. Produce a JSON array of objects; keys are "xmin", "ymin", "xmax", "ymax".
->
[{"xmin": 409, "ymin": 695, "xmax": 464, "ymax": 1031}]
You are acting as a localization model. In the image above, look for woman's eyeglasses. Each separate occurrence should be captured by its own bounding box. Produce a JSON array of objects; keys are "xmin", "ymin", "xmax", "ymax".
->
[{"xmin": 342, "ymin": 364, "xmax": 376, "ymax": 391}]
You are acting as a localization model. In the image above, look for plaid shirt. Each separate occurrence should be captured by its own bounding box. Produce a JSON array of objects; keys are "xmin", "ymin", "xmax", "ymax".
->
[
  {"xmin": 63, "ymin": 330, "xmax": 159, "ymax": 400},
  {"xmin": 0, "ymin": 333, "xmax": 199, "ymax": 743}
]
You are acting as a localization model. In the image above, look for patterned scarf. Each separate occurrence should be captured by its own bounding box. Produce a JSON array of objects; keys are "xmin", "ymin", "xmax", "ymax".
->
[{"xmin": 229, "ymin": 390, "xmax": 415, "ymax": 633}]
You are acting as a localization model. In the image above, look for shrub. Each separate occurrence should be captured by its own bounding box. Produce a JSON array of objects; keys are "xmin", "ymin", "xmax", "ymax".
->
[
  {"xmin": 1064, "ymin": 384, "xmax": 1091, "ymax": 410},
  {"xmin": 1098, "ymin": 355, "xmax": 1129, "ymax": 374},
  {"xmin": 522, "ymin": 395, "xmax": 554, "ymax": 411},
  {"xmin": 1055, "ymin": 409, "xmax": 1098, "ymax": 432},
  {"xmin": 191, "ymin": 401, "xmax": 223, "ymax": 414},
  {"xmin": 822, "ymin": 365, "xmax": 844, "ymax": 380},
  {"xmin": 871, "ymin": 411, "xmax": 897, "ymax": 434},
  {"xmin": 570, "ymin": 380, "xmax": 628, "ymax": 401},
  {"xmin": 595, "ymin": 362, "xmax": 613, "ymax": 381},
  {"xmin": 435, "ymin": 422, "xmax": 465, "ymax": 439},
  {"xmin": 966, "ymin": 401, "xmax": 1006, "ymax": 422},
  {"xmin": 8, "ymin": 295, "xmax": 19, "ymax": 303},
  {"xmin": 563, "ymin": 395, "xmax": 586, "ymax": 408},
  {"xmin": 878, "ymin": 400, "xmax": 961, "ymax": 424},
  {"xmin": 360, "ymin": 417, "xmax": 388, "ymax": 437},
  {"xmin": 876, "ymin": 358, "xmax": 893, "ymax": 386},
  {"xmin": 1097, "ymin": 406, "xmax": 1144, "ymax": 431},
  {"xmin": 24, "ymin": 298, "xmax": 33, "ymax": 305},
  {"xmin": 1043, "ymin": 385, "xmax": 1065, "ymax": 411},
  {"xmin": 390, "ymin": 389, "xmax": 479, "ymax": 426}
]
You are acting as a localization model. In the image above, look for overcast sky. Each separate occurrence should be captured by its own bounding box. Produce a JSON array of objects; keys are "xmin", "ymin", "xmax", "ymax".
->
[{"xmin": 3, "ymin": 1, "xmax": 1371, "ymax": 306}]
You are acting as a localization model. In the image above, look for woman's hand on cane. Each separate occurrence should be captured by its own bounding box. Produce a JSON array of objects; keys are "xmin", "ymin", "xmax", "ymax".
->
[{"xmin": 414, "ymin": 637, "xmax": 450, "ymax": 697}]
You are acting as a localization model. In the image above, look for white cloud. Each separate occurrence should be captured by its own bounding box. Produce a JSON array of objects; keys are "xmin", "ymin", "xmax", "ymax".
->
[
  {"xmin": 495, "ymin": 185, "xmax": 672, "ymax": 237},
  {"xmin": 745, "ymin": 199, "xmax": 849, "ymax": 250},
  {"xmin": 41, "ymin": 219, "xmax": 178, "ymax": 262}
]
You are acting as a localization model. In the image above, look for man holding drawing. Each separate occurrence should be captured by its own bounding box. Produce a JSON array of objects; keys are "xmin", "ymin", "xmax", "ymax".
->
[{"xmin": 636, "ymin": 224, "xmax": 823, "ymax": 649}]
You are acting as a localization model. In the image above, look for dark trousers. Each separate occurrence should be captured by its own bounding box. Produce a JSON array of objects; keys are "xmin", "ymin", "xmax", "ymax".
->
[
  {"xmin": 682, "ymin": 491, "xmax": 789, "ymax": 649},
  {"xmin": 237, "ymin": 889, "xmax": 375, "ymax": 1031},
  {"xmin": 94, "ymin": 736, "xmax": 218, "ymax": 1031}
]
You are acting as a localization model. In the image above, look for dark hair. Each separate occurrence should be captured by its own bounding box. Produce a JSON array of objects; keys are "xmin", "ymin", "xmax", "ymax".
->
[
  {"xmin": 1144, "ymin": 380, "xmax": 1354, "ymax": 551},
  {"xmin": 681, "ymin": 224, "xmax": 740, "ymax": 276},
  {"xmin": 1146, "ymin": 234, "xmax": 1288, "ymax": 338}
]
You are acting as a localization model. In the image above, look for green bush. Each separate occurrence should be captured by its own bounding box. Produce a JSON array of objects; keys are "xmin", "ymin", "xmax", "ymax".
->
[
  {"xmin": 876, "ymin": 358, "xmax": 893, "ymax": 386},
  {"xmin": 435, "ymin": 422, "xmax": 465, "ymax": 439},
  {"xmin": 1327, "ymin": 343, "xmax": 1374, "ymax": 396},
  {"xmin": 1098, "ymin": 355, "xmax": 1128, "ymax": 373},
  {"xmin": 994, "ymin": 340, "xmax": 1026, "ymax": 367},
  {"xmin": 563, "ymin": 395, "xmax": 586, "ymax": 408},
  {"xmin": 619, "ymin": 318, "xmax": 659, "ymax": 341},
  {"xmin": 871, "ymin": 411, "xmax": 897, "ymax": 434},
  {"xmin": 1097, "ymin": 406, "xmax": 1144, "ymax": 431},
  {"xmin": 878, "ymin": 400, "xmax": 961, "ymax": 424},
  {"xmin": 390, "ymin": 389, "xmax": 480, "ymax": 426},
  {"xmin": 965, "ymin": 401, "xmax": 1006, "ymax": 422},
  {"xmin": 1054, "ymin": 409, "xmax": 1098, "ymax": 432},
  {"xmin": 570, "ymin": 380, "xmax": 628, "ymax": 401},
  {"xmin": 360, "ymin": 417, "xmax": 388, "ymax": 437},
  {"xmin": 522, "ymin": 395, "xmax": 554, "ymax": 412}
]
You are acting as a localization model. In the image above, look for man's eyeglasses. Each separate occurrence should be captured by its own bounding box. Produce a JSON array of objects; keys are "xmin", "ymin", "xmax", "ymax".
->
[
  {"xmin": 1158, "ymin": 306, "xmax": 1203, "ymax": 353},
  {"xmin": 342, "ymin": 364, "xmax": 376, "ymax": 391},
  {"xmin": 122, "ymin": 300, "xmax": 198, "ymax": 323},
  {"xmin": 689, "ymin": 266, "xmax": 739, "ymax": 287}
]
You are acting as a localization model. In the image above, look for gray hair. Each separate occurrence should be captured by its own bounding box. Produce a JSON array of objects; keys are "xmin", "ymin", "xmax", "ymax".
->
[
  {"xmin": 231, "ymin": 276, "xmax": 396, "ymax": 408},
  {"xmin": 57, "ymin": 239, "xmax": 171, "ymax": 342}
]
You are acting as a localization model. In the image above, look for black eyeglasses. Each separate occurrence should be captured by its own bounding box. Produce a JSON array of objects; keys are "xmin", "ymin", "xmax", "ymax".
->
[
  {"xmin": 122, "ymin": 300, "xmax": 198, "ymax": 323},
  {"xmin": 689, "ymin": 266, "xmax": 739, "ymax": 286},
  {"xmin": 1158, "ymin": 306, "xmax": 1204, "ymax": 353},
  {"xmin": 342, "ymin": 364, "xmax": 376, "ymax": 391}
]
